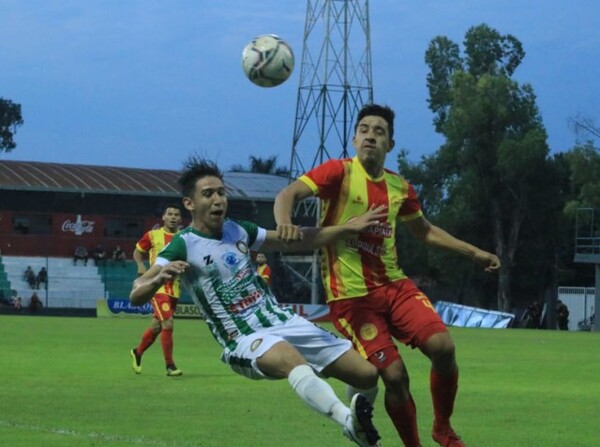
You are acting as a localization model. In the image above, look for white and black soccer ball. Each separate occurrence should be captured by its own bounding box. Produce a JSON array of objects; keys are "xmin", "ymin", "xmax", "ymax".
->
[{"xmin": 242, "ymin": 34, "xmax": 295, "ymax": 88}]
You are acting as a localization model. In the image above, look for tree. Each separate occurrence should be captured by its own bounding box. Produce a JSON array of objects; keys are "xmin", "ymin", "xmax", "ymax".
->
[
  {"xmin": 569, "ymin": 113, "xmax": 600, "ymax": 141},
  {"xmin": 562, "ymin": 142, "xmax": 600, "ymax": 214},
  {"xmin": 0, "ymin": 98, "xmax": 23, "ymax": 153},
  {"xmin": 422, "ymin": 24, "xmax": 556, "ymax": 311},
  {"xmin": 230, "ymin": 155, "xmax": 290, "ymax": 177}
]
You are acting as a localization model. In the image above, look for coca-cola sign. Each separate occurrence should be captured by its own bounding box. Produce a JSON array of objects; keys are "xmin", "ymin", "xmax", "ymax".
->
[{"xmin": 62, "ymin": 214, "xmax": 95, "ymax": 236}]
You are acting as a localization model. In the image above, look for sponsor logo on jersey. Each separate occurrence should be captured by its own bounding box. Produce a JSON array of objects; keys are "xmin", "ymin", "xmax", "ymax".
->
[
  {"xmin": 222, "ymin": 251, "xmax": 240, "ymax": 269},
  {"xmin": 161, "ymin": 302, "xmax": 171, "ymax": 312},
  {"xmin": 229, "ymin": 289, "xmax": 263, "ymax": 313},
  {"xmin": 345, "ymin": 238, "xmax": 386, "ymax": 256},
  {"xmin": 359, "ymin": 323, "xmax": 378, "ymax": 341}
]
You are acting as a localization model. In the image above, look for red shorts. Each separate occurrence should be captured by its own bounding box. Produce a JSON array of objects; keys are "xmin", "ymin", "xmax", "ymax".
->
[
  {"xmin": 151, "ymin": 293, "xmax": 178, "ymax": 321},
  {"xmin": 329, "ymin": 278, "xmax": 447, "ymax": 369}
]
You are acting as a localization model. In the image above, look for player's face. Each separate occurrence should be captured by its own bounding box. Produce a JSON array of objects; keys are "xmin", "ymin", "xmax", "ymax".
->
[
  {"xmin": 353, "ymin": 115, "xmax": 394, "ymax": 174},
  {"xmin": 162, "ymin": 207, "xmax": 182, "ymax": 232},
  {"xmin": 256, "ymin": 253, "xmax": 266, "ymax": 265},
  {"xmin": 183, "ymin": 175, "xmax": 228, "ymax": 235}
]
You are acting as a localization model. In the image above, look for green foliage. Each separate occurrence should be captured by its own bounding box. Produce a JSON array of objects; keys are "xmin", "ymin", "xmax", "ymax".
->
[
  {"xmin": 413, "ymin": 23, "xmax": 562, "ymax": 310},
  {"xmin": 230, "ymin": 155, "xmax": 290, "ymax": 177},
  {"xmin": 1, "ymin": 316, "xmax": 598, "ymax": 447},
  {"xmin": 562, "ymin": 142, "xmax": 600, "ymax": 212},
  {"xmin": 0, "ymin": 97, "xmax": 23, "ymax": 152}
]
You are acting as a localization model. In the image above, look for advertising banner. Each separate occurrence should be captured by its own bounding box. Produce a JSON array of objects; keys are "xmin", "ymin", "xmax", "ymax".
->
[{"xmin": 98, "ymin": 299, "xmax": 331, "ymax": 321}]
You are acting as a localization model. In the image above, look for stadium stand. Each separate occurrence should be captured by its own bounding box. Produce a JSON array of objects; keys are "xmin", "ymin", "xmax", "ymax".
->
[
  {"xmin": 1, "ymin": 256, "xmax": 106, "ymax": 308},
  {"xmin": 98, "ymin": 262, "xmax": 138, "ymax": 300}
]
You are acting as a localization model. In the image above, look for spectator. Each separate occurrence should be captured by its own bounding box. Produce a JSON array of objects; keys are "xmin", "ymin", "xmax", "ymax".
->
[
  {"xmin": 526, "ymin": 300, "xmax": 541, "ymax": 329},
  {"xmin": 557, "ymin": 300, "xmax": 569, "ymax": 331},
  {"xmin": 112, "ymin": 245, "xmax": 127, "ymax": 267},
  {"xmin": 36, "ymin": 267, "xmax": 48, "ymax": 290},
  {"xmin": 92, "ymin": 244, "xmax": 106, "ymax": 266},
  {"xmin": 13, "ymin": 295, "xmax": 22, "ymax": 313},
  {"xmin": 73, "ymin": 245, "xmax": 89, "ymax": 266},
  {"xmin": 29, "ymin": 292, "xmax": 43, "ymax": 313},
  {"xmin": 23, "ymin": 265, "xmax": 36, "ymax": 289}
]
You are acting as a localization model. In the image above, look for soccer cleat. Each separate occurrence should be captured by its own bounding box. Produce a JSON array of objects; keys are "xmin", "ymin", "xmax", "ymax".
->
[
  {"xmin": 130, "ymin": 349, "xmax": 142, "ymax": 374},
  {"xmin": 343, "ymin": 393, "xmax": 382, "ymax": 447},
  {"xmin": 166, "ymin": 365, "xmax": 183, "ymax": 377},
  {"xmin": 432, "ymin": 424, "xmax": 466, "ymax": 447}
]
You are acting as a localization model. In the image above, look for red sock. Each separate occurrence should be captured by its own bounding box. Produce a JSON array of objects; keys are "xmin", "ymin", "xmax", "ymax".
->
[
  {"xmin": 430, "ymin": 368, "xmax": 458, "ymax": 429},
  {"xmin": 385, "ymin": 395, "xmax": 421, "ymax": 447},
  {"xmin": 161, "ymin": 327, "xmax": 174, "ymax": 366},
  {"xmin": 136, "ymin": 328, "xmax": 158, "ymax": 355}
]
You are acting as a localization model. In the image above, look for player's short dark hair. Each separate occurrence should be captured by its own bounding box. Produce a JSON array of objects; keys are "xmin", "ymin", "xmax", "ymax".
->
[
  {"xmin": 178, "ymin": 155, "xmax": 224, "ymax": 198},
  {"xmin": 163, "ymin": 202, "xmax": 183, "ymax": 213},
  {"xmin": 355, "ymin": 103, "xmax": 395, "ymax": 141}
]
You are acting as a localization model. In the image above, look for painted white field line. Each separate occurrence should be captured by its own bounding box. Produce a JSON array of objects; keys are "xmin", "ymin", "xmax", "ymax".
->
[{"xmin": 0, "ymin": 419, "xmax": 201, "ymax": 446}]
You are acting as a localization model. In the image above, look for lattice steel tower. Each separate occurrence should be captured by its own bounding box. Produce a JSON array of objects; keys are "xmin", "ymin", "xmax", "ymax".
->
[
  {"xmin": 284, "ymin": 0, "xmax": 373, "ymax": 304},
  {"xmin": 289, "ymin": 0, "xmax": 373, "ymax": 184}
]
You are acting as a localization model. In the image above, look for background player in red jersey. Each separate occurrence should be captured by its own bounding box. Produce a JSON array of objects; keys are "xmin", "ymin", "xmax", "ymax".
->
[
  {"xmin": 254, "ymin": 252, "xmax": 272, "ymax": 286},
  {"xmin": 130, "ymin": 203, "xmax": 184, "ymax": 376},
  {"xmin": 274, "ymin": 104, "xmax": 501, "ymax": 447}
]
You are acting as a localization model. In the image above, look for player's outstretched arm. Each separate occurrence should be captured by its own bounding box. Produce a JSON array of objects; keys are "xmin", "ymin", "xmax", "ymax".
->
[
  {"xmin": 273, "ymin": 180, "xmax": 314, "ymax": 243},
  {"xmin": 405, "ymin": 216, "xmax": 501, "ymax": 272},
  {"xmin": 262, "ymin": 205, "xmax": 389, "ymax": 252},
  {"xmin": 130, "ymin": 261, "xmax": 188, "ymax": 306}
]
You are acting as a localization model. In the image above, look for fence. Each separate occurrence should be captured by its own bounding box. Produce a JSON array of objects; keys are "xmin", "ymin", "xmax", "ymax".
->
[{"xmin": 557, "ymin": 286, "xmax": 596, "ymax": 331}]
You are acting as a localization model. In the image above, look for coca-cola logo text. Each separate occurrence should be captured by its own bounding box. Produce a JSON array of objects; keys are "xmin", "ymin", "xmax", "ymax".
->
[{"xmin": 62, "ymin": 215, "xmax": 95, "ymax": 236}]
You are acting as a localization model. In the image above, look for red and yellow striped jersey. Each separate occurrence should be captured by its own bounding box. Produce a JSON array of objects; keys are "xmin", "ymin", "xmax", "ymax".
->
[
  {"xmin": 136, "ymin": 228, "xmax": 180, "ymax": 298},
  {"xmin": 257, "ymin": 264, "xmax": 272, "ymax": 286},
  {"xmin": 299, "ymin": 157, "xmax": 423, "ymax": 302}
]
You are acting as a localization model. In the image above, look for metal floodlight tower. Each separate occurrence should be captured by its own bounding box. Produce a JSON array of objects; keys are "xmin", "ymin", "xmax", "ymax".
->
[
  {"xmin": 285, "ymin": 0, "xmax": 373, "ymax": 304},
  {"xmin": 290, "ymin": 0, "xmax": 373, "ymax": 185}
]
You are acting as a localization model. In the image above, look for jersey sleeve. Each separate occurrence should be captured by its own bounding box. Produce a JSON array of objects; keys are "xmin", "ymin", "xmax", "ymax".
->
[
  {"xmin": 398, "ymin": 183, "xmax": 423, "ymax": 221},
  {"xmin": 155, "ymin": 234, "xmax": 187, "ymax": 266},
  {"xmin": 299, "ymin": 159, "xmax": 346, "ymax": 200},
  {"xmin": 237, "ymin": 220, "xmax": 267, "ymax": 251},
  {"xmin": 135, "ymin": 231, "xmax": 151, "ymax": 253}
]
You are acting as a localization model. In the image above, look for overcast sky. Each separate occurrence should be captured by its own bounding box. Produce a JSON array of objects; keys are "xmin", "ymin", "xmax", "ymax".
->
[{"xmin": 0, "ymin": 1, "xmax": 598, "ymax": 173}]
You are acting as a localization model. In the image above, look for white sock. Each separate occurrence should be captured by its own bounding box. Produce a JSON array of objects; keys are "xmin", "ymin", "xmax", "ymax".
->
[
  {"xmin": 346, "ymin": 384, "xmax": 379, "ymax": 406},
  {"xmin": 288, "ymin": 364, "xmax": 349, "ymax": 426}
]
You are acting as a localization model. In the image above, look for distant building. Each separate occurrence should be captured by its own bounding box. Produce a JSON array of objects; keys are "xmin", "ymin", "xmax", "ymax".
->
[{"xmin": 0, "ymin": 160, "xmax": 288, "ymax": 257}]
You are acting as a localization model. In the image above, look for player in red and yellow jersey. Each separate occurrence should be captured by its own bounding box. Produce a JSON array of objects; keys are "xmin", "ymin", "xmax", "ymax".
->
[
  {"xmin": 130, "ymin": 203, "xmax": 183, "ymax": 377},
  {"xmin": 274, "ymin": 104, "xmax": 501, "ymax": 447},
  {"xmin": 255, "ymin": 252, "xmax": 272, "ymax": 286}
]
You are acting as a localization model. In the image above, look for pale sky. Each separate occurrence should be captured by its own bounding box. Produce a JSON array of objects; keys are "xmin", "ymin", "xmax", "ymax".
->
[{"xmin": 0, "ymin": 1, "xmax": 598, "ymax": 173}]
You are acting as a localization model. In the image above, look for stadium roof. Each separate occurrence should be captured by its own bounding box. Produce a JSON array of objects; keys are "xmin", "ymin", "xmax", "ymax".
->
[{"xmin": 0, "ymin": 160, "xmax": 290, "ymax": 201}]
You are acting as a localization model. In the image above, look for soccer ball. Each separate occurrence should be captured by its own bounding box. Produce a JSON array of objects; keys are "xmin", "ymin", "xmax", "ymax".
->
[{"xmin": 242, "ymin": 34, "xmax": 295, "ymax": 88}]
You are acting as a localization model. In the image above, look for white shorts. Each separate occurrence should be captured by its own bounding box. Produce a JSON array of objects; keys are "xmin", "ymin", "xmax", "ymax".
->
[{"xmin": 221, "ymin": 314, "xmax": 352, "ymax": 380}]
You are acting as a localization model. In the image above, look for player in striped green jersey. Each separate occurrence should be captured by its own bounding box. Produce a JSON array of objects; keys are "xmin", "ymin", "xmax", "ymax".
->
[{"xmin": 130, "ymin": 156, "xmax": 389, "ymax": 446}]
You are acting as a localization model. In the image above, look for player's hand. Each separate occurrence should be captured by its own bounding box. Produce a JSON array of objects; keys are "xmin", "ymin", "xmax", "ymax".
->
[
  {"xmin": 345, "ymin": 205, "xmax": 390, "ymax": 233},
  {"xmin": 473, "ymin": 250, "xmax": 501, "ymax": 272},
  {"xmin": 154, "ymin": 261, "xmax": 188, "ymax": 285},
  {"xmin": 276, "ymin": 223, "xmax": 304, "ymax": 243}
]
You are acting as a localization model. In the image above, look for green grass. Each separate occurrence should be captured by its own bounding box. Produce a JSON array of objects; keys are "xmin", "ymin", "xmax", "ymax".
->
[{"xmin": 1, "ymin": 316, "xmax": 598, "ymax": 446}]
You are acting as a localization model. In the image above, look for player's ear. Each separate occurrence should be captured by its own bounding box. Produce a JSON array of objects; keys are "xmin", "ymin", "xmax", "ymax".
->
[
  {"xmin": 388, "ymin": 138, "xmax": 395, "ymax": 152},
  {"xmin": 182, "ymin": 196, "xmax": 194, "ymax": 211}
]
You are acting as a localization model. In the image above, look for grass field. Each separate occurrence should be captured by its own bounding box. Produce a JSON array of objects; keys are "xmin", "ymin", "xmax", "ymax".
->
[{"xmin": 1, "ymin": 315, "xmax": 598, "ymax": 447}]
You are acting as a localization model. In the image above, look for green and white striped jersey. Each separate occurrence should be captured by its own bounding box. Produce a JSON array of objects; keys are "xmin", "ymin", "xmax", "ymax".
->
[{"xmin": 155, "ymin": 219, "xmax": 295, "ymax": 350}]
